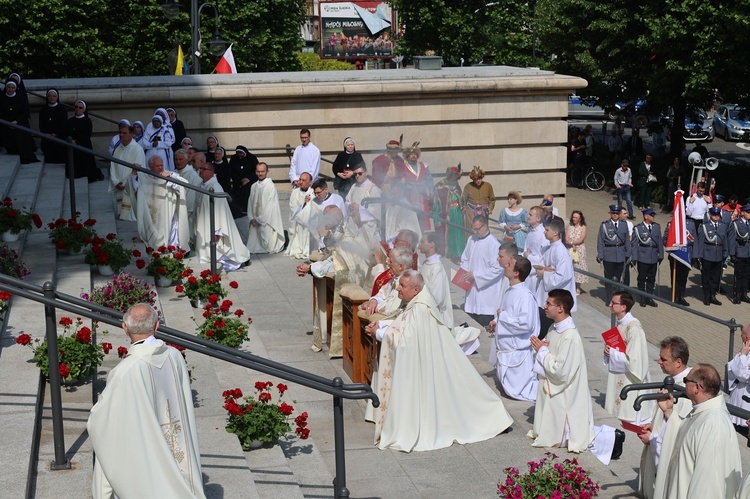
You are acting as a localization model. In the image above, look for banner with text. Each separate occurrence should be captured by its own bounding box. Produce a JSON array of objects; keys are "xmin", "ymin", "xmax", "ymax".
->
[{"xmin": 320, "ymin": 1, "xmax": 394, "ymax": 59}]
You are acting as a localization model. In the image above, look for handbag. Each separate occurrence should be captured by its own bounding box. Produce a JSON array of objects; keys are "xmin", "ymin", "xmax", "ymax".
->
[
  {"xmin": 568, "ymin": 246, "xmax": 580, "ymax": 263},
  {"xmin": 647, "ymin": 173, "xmax": 658, "ymax": 183}
]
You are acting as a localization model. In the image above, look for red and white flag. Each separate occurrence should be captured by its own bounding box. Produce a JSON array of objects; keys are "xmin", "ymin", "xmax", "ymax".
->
[
  {"xmin": 214, "ymin": 44, "xmax": 237, "ymax": 74},
  {"xmin": 666, "ymin": 189, "xmax": 687, "ymax": 248}
]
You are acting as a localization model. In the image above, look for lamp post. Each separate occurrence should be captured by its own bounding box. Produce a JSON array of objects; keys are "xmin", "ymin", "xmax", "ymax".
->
[{"xmin": 161, "ymin": 0, "xmax": 228, "ymax": 74}]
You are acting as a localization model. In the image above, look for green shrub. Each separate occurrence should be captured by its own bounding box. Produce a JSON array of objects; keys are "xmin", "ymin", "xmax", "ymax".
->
[{"xmin": 297, "ymin": 52, "xmax": 355, "ymax": 71}]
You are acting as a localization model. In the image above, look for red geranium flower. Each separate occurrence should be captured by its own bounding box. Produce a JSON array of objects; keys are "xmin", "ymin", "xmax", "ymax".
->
[
  {"xmin": 59, "ymin": 363, "xmax": 70, "ymax": 378},
  {"xmin": 132, "ymin": 249, "xmax": 142, "ymax": 257},
  {"xmin": 174, "ymin": 252, "xmax": 184, "ymax": 260},
  {"xmin": 97, "ymin": 253, "xmax": 108, "ymax": 264},
  {"xmin": 206, "ymin": 330, "xmax": 215, "ymax": 337},
  {"xmin": 213, "ymin": 319, "xmax": 226, "ymax": 329},
  {"xmin": 277, "ymin": 383, "xmax": 288, "ymax": 394},
  {"xmin": 6, "ymin": 209, "xmax": 16, "ymax": 218},
  {"xmin": 158, "ymin": 245, "xmax": 167, "ymax": 252},
  {"xmin": 202, "ymin": 309, "xmax": 212, "ymax": 319},
  {"xmin": 229, "ymin": 280, "xmax": 239, "ymax": 289},
  {"xmin": 255, "ymin": 381, "xmax": 267, "ymax": 391},
  {"xmin": 59, "ymin": 317, "xmax": 73, "ymax": 326},
  {"xmin": 296, "ymin": 427, "xmax": 310, "ymax": 439},
  {"xmin": 15, "ymin": 333, "xmax": 31, "ymax": 345},
  {"xmin": 117, "ymin": 346, "xmax": 128, "ymax": 358},
  {"xmin": 200, "ymin": 269, "xmax": 212, "ymax": 278},
  {"xmin": 157, "ymin": 267, "xmax": 166, "ymax": 275},
  {"xmin": 0, "ymin": 290, "xmax": 11, "ymax": 301},
  {"xmin": 208, "ymin": 294, "xmax": 219, "ymax": 304},
  {"xmin": 258, "ymin": 392, "xmax": 272, "ymax": 403},
  {"xmin": 56, "ymin": 240, "xmax": 66, "ymax": 249},
  {"xmin": 106, "ymin": 233, "xmax": 117, "ymax": 240},
  {"xmin": 175, "ymin": 284, "xmax": 184, "ymax": 293},
  {"xmin": 145, "ymin": 246, "xmax": 154, "ymax": 254},
  {"xmin": 234, "ymin": 309, "xmax": 244, "ymax": 317},
  {"xmin": 83, "ymin": 218, "xmax": 96, "ymax": 226},
  {"xmin": 279, "ymin": 402, "xmax": 294, "ymax": 415},
  {"xmin": 136, "ymin": 259, "xmax": 146, "ymax": 269},
  {"xmin": 101, "ymin": 342, "xmax": 113, "ymax": 354},
  {"xmin": 76, "ymin": 327, "xmax": 92, "ymax": 343},
  {"xmin": 152, "ymin": 252, "xmax": 161, "ymax": 259},
  {"xmin": 31, "ymin": 213, "xmax": 42, "ymax": 228},
  {"xmin": 187, "ymin": 276, "xmax": 198, "ymax": 285}
]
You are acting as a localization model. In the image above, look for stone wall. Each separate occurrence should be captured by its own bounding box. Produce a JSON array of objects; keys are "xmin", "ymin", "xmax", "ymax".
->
[{"xmin": 26, "ymin": 67, "xmax": 586, "ymax": 214}]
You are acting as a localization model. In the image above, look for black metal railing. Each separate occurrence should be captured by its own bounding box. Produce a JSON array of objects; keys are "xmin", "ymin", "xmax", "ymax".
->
[
  {"xmin": 27, "ymin": 90, "xmax": 120, "ymax": 126},
  {"xmin": 0, "ymin": 118, "xmax": 232, "ymax": 274},
  {"xmin": 0, "ymin": 272, "xmax": 378, "ymax": 499}
]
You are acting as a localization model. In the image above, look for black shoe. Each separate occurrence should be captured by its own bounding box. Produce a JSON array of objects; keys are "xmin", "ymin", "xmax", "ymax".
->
[
  {"xmin": 611, "ymin": 429, "xmax": 626, "ymax": 460},
  {"xmin": 647, "ymin": 299, "xmax": 658, "ymax": 307},
  {"xmin": 742, "ymin": 296, "xmax": 750, "ymax": 304},
  {"xmin": 239, "ymin": 259, "xmax": 252, "ymax": 269},
  {"xmin": 718, "ymin": 286, "xmax": 726, "ymax": 294},
  {"xmin": 710, "ymin": 296, "xmax": 722, "ymax": 305},
  {"xmin": 732, "ymin": 298, "xmax": 742, "ymax": 305},
  {"xmin": 677, "ymin": 298, "xmax": 690, "ymax": 307},
  {"xmin": 703, "ymin": 298, "xmax": 711, "ymax": 306},
  {"xmin": 639, "ymin": 301, "xmax": 646, "ymax": 307}
]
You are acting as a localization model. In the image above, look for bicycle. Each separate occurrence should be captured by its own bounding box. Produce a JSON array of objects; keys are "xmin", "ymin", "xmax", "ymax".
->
[{"xmin": 570, "ymin": 164, "xmax": 606, "ymax": 191}]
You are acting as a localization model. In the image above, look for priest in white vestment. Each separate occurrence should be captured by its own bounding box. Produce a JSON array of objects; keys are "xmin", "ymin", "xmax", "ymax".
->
[
  {"xmin": 364, "ymin": 246, "xmax": 413, "ymax": 318},
  {"xmin": 346, "ymin": 164, "xmax": 382, "ymax": 243},
  {"xmin": 134, "ymin": 156, "xmax": 190, "ymax": 252},
  {"xmin": 285, "ymin": 172, "xmax": 313, "ymax": 259},
  {"xmin": 417, "ymin": 232, "xmax": 454, "ymax": 328},
  {"xmin": 489, "ymin": 255, "xmax": 539, "ymax": 402},
  {"xmin": 663, "ymin": 363, "xmax": 742, "ymax": 499},
  {"xmin": 534, "ymin": 218, "xmax": 576, "ymax": 338},
  {"xmin": 523, "ymin": 207, "xmax": 550, "ymax": 293},
  {"xmin": 195, "ymin": 163, "xmax": 251, "ymax": 272},
  {"xmin": 727, "ymin": 324, "xmax": 750, "ymax": 428},
  {"xmin": 637, "ymin": 336, "xmax": 692, "ymax": 499},
  {"xmin": 88, "ymin": 304, "xmax": 205, "ymax": 499},
  {"xmin": 366, "ymin": 271, "xmax": 513, "ymax": 452},
  {"xmin": 246, "ymin": 162, "xmax": 284, "ymax": 254},
  {"xmin": 175, "ymin": 149, "xmax": 202, "ymax": 244},
  {"xmin": 109, "ymin": 123, "xmax": 144, "ymax": 222},
  {"xmin": 460, "ymin": 215, "xmax": 503, "ymax": 329},
  {"xmin": 529, "ymin": 289, "xmax": 616, "ymax": 464}
]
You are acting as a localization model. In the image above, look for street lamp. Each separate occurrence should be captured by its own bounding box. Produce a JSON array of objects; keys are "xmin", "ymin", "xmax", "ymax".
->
[{"xmin": 161, "ymin": 1, "xmax": 228, "ymax": 74}]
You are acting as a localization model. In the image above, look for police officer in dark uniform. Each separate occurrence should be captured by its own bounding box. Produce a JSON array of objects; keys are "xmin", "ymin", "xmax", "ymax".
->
[
  {"xmin": 694, "ymin": 206, "xmax": 729, "ymax": 305},
  {"xmin": 702, "ymin": 194, "xmax": 732, "ymax": 225},
  {"xmin": 631, "ymin": 208, "xmax": 663, "ymax": 307},
  {"xmin": 729, "ymin": 203, "xmax": 750, "ymax": 304},
  {"xmin": 663, "ymin": 219, "xmax": 696, "ymax": 306},
  {"xmin": 597, "ymin": 204, "xmax": 632, "ymax": 302}
]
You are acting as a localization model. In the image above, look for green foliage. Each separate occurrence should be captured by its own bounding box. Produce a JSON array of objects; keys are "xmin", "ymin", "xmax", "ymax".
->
[
  {"xmin": 297, "ymin": 52, "xmax": 355, "ymax": 71},
  {"xmin": 497, "ymin": 452, "xmax": 599, "ymax": 498},
  {"xmin": 0, "ymin": 0, "xmax": 306, "ymax": 77},
  {"xmin": 392, "ymin": 0, "xmax": 534, "ymax": 67},
  {"xmin": 47, "ymin": 214, "xmax": 96, "ymax": 253},
  {"xmin": 144, "ymin": 245, "xmax": 187, "ymax": 281},
  {"xmin": 84, "ymin": 234, "xmax": 133, "ymax": 273}
]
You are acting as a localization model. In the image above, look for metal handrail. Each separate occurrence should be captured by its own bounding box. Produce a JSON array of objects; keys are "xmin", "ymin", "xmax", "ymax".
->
[
  {"xmin": 0, "ymin": 118, "xmax": 231, "ymax": 273},
  {"xmin": 0, "ymin": 272, "xmax": 377, "ymax": 499},
  {"xmin": 575, "ymin": 267, "xmax": 742, "ymax": 363},
  {"xmin": 26, "ymin": 90, "xmax": 119, "ymax": 126}
]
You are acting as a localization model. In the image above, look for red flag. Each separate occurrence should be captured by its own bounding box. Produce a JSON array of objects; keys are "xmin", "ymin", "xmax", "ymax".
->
[
  {"xmin": 666, "ymin": 189, "xmax": 687, "ymax": 248},
  {"xmin": 214, "ymin": 44, "xmax": 237, "ymax": 74}
]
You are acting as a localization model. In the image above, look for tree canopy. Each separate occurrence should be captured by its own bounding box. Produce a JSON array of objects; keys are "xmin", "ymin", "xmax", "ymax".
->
[{"xmin": 0, "ymin": 0, "xmax": 306, "ymax": 78}]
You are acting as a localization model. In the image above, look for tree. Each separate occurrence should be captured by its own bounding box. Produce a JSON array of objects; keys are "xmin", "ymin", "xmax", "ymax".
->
[
  {"xmin": 0, "ymin": 0, "xmax": 306, "ymax": 78},
  {"xmin": 536, "ymin": 0, "xmax": 750, "ymax": 156},
  {"xmin": 392, "ymin": 0, "xmax": 534, "ymax": 67}
]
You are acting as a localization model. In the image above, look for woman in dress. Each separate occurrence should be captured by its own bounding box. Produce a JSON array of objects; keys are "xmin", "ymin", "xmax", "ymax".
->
[
  {"xmin": 38, "ymin": 88, "xmax": 68, "ymax": 163},
  {"xmin": 462, "ymin": 166, "xmax": 495, "ymax": 228},
  {"xmin": 331, "ymin": 136, "xmax": 363, "ymax": 199},
  {"xmin": 498, "ymin": 191, "xmax": 527, "ymax": 250},
  {"xmin": 432, "ymin": 166, "xmax": 465, "ymax": 262},
  {"xmin": 566, "ymin": 210, "xmax": 589, "ymax": 295},
  {"xmin": 65, "ymin": 100, "xmax": 101, "ymax": 181}
]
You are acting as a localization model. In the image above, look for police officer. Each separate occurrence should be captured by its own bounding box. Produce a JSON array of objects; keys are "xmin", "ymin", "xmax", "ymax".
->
[
  {"xmin": 729, "ymin": 204, "xmax": 750, "ymax": 304},
  {"xmin": 663, "ymin": 218, "xmax": 696, "ymax": 306},
  {"xmin": 703, "ymin": 194, "xmax": 732, "ymax": 225},
  {"xmin": 597, "ymin": 204, "xmax": 632, "ymax": 302},
  {"xmin": 632, "ymin": 208, "xmax": 663, "ymax": 307},
  {"xmin": 695, "ymin": 206, "xmax": 729, "ymax": 305}
]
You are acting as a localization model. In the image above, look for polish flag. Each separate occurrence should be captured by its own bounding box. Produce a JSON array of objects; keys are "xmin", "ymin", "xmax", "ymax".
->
[
  {"xmin": 666, "ymin": 189, "xmax": 687, "ymax": 248},
  {"xmin": 214, "ymin": 44, "xmax": 237, "ymax": 74}
]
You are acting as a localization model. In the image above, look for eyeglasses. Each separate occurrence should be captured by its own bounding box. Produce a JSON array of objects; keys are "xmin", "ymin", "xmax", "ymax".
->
[
  {"xmin": 354, "ymin": 172, "xmax": 367, "ymax": 177},
  {"xmin": 609, "ymin": 301, "xmax": 622, "ymax": 306},
  {"xmin": 471, "ymin": 225, "xmax": 486, "ymax": 232},
  {"xmin": 75, "ymin": 106, "xmax": 84, "ymax": 110},
  {"xmin": 684, "ymin": 378, "xmax": 699, "ymax": 386},
  {"xmin": 314, "ymin": 190, "xmax": 325, "ymax": 195},
  {"xmin": 196, "ymin": 167, "xmax": 211, "ymax": 172}
]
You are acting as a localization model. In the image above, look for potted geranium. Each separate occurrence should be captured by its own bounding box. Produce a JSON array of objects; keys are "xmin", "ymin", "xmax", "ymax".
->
[
  {"xmin": 222, "ymin": 381, "xmax": 310, "ymax": 450},
  {"xmin": 194, "ymin": 299, "xmax": 251, "ymax": 348},
  {"xmin": 15, "ymin": 316, "xmax": 111, "ymax": 383},
  {"xmin": 497, "ymin": 452, "xmax": 600, "ymax": 498},
  {"xmin": 81, "ymin": 272, "xmax": 157, "ymax": 314},
  {"xmin": 0, "ymin": 244, "xmax": 31, "ymax": 280},
  {"xmin": 177, "ymin": 269, "xmax": 230, "ymax": 308},
  {"xmin": 47, "ymin": 214, "xmax": 96, "ymax": 254},
  {"xmin": 0, "ymin": 197, "xmax": 42, "ymax": 242},
  {"xmin": 139, "ymin": 245, "xmax": 188, "ymax": 287},
  {"xmin": 84, "ymin": 233, "xmax": 133, "ymax": 275},
  {"xmin": 0, "ymin": 290, "xmax": 11, "ymax": 323}
]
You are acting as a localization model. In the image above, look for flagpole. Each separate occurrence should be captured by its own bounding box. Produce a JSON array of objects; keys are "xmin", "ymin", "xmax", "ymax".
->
[{"xmin": 671, "ymin": 261, "xmax": 676, "ymax": 302}]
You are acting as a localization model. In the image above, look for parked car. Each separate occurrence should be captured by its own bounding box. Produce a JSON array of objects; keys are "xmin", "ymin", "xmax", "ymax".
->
[
  {"xmin": 713, "ymin": 104, "xmax": 750, "ymax": 141},
  {"xmin": 607, "ymin": 99, "xmax": 661, "ymax": 128},
  {"xmin": 680, "ymin": 108, "xmax": 714, "ymax": 142}
]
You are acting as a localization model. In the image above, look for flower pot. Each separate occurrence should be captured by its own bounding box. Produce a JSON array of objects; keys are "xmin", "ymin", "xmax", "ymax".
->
[
  {"xmin": 190, "ymin": 298, "xmax": 203, "ymax": 309},
  {"xmin": 2, "ymin": 231, "xmax": 20, "ymax": 243},
  {"xmin": 156, "ymin": 276, "xmax": 175, "ymax": 287},
  {"xmin": 248, "ymin": 439, "xmax": 264, "ymax": 450},
  {"xmin": 65, "ymin": 247, "xmax": 84, "ymax": 256},
  {"xmin": 97, "ymin": 264, "xmax": 115, "ymax": 276}
]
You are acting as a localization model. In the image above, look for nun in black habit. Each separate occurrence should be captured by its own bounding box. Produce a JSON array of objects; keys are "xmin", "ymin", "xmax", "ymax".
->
[
  {"xmin": 0, "ymin": 79, "xmax": 39, "ymax": 164},
  {"xmin": 38, "ymin": 88, "xmax": 69, "ymax": 163},
  {"xmin": 65, "ymin": 100, "xmax": 103, "ymax": 181}
]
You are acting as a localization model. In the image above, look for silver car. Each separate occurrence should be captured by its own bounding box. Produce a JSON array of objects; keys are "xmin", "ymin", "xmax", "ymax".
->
[
  {"xmin": 683, "ymin": 109, "xmax": 714, "ymax": 142},
  {"xmin": 713, "ymin": 104, "xmax": 750, "ymax": 141}
]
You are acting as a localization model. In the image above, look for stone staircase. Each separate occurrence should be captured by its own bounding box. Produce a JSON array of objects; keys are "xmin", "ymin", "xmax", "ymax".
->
[{"xmin": 0, "ymin": 152, "xmax": 334, "ymax": 498}]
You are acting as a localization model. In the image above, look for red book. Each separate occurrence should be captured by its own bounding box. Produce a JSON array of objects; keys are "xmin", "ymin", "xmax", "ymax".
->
[
  {"xmin": 601, "ymin": 327, "xmax": 627, "ymax": 352},
  {"xmin": 621, "ymin": 420, "xmax": 647, "ymax": 434},
  {"xmin": 451, "ymin": 268, "xmax": 473, "ymax": 292}
]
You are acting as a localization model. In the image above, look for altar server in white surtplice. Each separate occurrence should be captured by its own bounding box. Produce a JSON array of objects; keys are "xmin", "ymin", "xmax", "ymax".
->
[
  {"xmin": 134, "ymin": 156, "xmax": 190, "ymax": 252},
  {"xmin": 603, "ymin": 291, "xmax": 653, "ymax": 423},
  {"xmin": 246, "ymin": 162, "xmax": 284, "ymax": 254},
  {"xmin": 534, "ymin": 218, "xmax": 576, "ymax": 338},
  {"xmin": 727, "ymin": 324, "xmax": 750, "ymax": 429},
  {"xmin": 460, "ymin": 215, "xmax": 503, "ymax": 330},
  {"xmin": 346, "ymin": 163, "xmax": 382, "ymax": 243},
  {"xmin": 489, "ymin": 255, "xmax": 539, "ymax": 402},
  {"xmin": 285, "ymin": 172, "xmax": 313, "ymax": 259},
  {"xmin": 195, "ymin": 163, "xmax": 250, "ymax": 272},
  {"xmin": 88, "ymin": 304, "xmax": 205, "ymax": 499},
  {"xmin": 529, "ymin": 289, "xmax": 620, "ymax": 465},
  {"xmin": 365, "ymin": 271, "xmax": 512, "ymax": 452},
  {"xmin": 523, "ymin": 206, "xmax": 549, "ymax": 293},
  {"xmin": 109, "ymin": 122, "xmax": 143, "ymax": 222}
]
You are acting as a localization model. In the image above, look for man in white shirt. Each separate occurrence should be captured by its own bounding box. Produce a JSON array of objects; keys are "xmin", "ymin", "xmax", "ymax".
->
[
  {"xmin": 614, "ymin": 159, "xmax": 635, "ymax": 219},
  {"xmin": 685, "ymin": 181, "xmax": 710, "ymax": 230},
  {"xmin": 460, "ymin": 215, "xmax": 503, "ymax": 330},
  {"xmin": 289, "ymin": 128, "xmax": 320, "ymax": 186}
]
